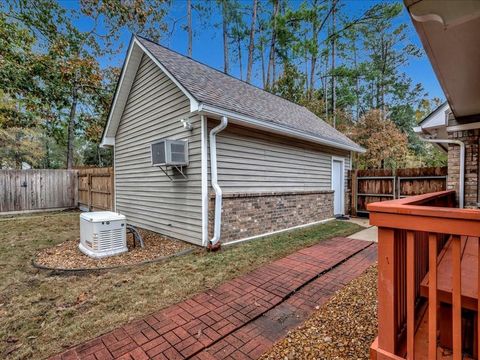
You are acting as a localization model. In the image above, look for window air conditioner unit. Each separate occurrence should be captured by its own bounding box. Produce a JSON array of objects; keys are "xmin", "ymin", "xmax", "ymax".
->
[
  {"xmin": 151, "ymin": 139, "xmax": 189, "ymax": 167},
  {"xmin": 79, "ymin": 211, "xmax": 127, "ymax": 258}
]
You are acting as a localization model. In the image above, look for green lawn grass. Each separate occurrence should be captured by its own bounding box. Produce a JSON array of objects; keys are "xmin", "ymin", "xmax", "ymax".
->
[{"xmin": 0, "ymin": 212, "xmax": 363, "ymax": 359}]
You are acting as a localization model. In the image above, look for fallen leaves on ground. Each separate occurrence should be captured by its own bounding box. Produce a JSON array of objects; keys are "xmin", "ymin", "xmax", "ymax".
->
[
  {"xmin": 34, "ymin": 228, "xmax": 193, "ymax": 269},
  {"xmin": 261, "ymin": 266, "xmax": 378, "ymax": 360}
]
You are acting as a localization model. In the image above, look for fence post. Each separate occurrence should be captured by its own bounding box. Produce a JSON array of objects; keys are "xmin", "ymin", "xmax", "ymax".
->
[
  {"xmin": 88, "ymin": 173, "xmax": 92, "ymax": 211},
  {"xmin": 351, "ymin": 169, "xmax": 358, "ymax": 216},
  {"xmin": 73, "ymin": 171, "xmax": 79, "ymax": 208},
  {"xmin": 110, "ymin": 167, "xmax": 114, "ymax": 211}
]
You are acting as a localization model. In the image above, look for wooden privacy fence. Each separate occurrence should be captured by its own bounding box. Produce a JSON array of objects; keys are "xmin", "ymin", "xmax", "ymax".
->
[
  {"xmin": 349, "ymin": 167, "xmax": 448, "ymax": 215},
  {"xmin": 0, "ymin": 169, "xmax": 78, "ymax": 213},
  {"xmin": 77, "ymin": 167, "xmax": 114, "ymax": 211},
  {"xmin": 0, "ymin": 167, "xmax": 113, "ymax": 214}
]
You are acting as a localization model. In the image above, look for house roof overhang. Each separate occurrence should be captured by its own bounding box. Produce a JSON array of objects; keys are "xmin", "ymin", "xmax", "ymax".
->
[
  {"xmin": 404, "ymin": 0, "xmax": 480, "ymax": 119},
  {"xmin": 197, "ymin": 104, "xmax": 366, "ymax": 153},
  {"xmin": 100, "ymin": 37, "xmax": 200, "ymax": 148},
  {"xmin": 413, "ymin": 102, "xmax": 450, "ymax": 152},
  {"xmin": 101, "ymin": 36, "xmax": 365, "ymax": 153}
]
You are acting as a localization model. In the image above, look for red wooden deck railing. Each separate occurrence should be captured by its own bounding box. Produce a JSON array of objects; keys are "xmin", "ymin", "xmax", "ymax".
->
[{"xmin": 369, "ymin": 191, "xmax": 480, "ymax": 360}]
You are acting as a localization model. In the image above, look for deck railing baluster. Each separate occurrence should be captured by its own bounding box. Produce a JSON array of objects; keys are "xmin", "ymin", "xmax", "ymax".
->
[
  {"xmin": 452, "ymin": 235, "xmax": 462, "ymax": 360},
  {"xmin": 407, "ymin": 230, "xmax": 416, "ymax": 359},
  {"xmin": 428, "ymin": 233, "xmax": 438, "ymax": 360}
]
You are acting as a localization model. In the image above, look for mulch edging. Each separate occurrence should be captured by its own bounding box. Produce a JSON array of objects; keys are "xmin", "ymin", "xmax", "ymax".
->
[
  {"xmin": 32, "ymin": 227, "xmax": 196, "ymax": 273},
  {"xmin": 32, "ymin": 247, "xmax": 196, "ymax": 274}
]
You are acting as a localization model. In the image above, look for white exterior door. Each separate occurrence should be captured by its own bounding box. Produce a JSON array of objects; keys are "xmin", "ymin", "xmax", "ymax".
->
[{"xmin": 332, "ymin": 158, "xmax": 344, "ymax": 216}]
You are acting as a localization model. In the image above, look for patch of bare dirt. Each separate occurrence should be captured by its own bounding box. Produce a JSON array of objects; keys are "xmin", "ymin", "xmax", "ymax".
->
[
  {"xmin": 34, "ymin": 228, "xmax": 194, "ymax": 269},
  {"xmin": 261, "ymin": 266, "xmax": 378, "ymax": 360}
]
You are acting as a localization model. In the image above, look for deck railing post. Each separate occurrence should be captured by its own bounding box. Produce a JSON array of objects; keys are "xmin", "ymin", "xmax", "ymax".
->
[{"xmin": 377, "ymin": 226, "xmax": 398, "ymax": 355}]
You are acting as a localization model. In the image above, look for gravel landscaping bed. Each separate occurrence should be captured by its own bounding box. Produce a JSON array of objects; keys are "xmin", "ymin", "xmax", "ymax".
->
[
  {"xmin": 34, "ymin": 228, "xmax": 194, "ymax": 269},
  {"xmin": 261, "ymin": 265, "xmax": 378, "ymax": 360}
]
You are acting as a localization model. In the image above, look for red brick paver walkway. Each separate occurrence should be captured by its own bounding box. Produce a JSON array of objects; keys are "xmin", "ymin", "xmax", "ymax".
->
[{"xmin": 51, "ymin": 237, "xmax": 377, "ymax": 360}]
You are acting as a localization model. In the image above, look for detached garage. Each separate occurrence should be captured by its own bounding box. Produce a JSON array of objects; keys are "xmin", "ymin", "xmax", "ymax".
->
[{"xmin": 101, "ymin": 35, "xmax": 364, "ymax": 247}]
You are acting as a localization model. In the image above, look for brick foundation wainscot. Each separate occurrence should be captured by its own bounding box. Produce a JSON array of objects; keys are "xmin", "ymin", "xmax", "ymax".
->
[
  {"xmin": 208, "ymin": 190, "xmax": 334, "ymax": 243},
  {"xmin": 447, "ymin": 128, "xmax": 480, "ymax": 208}
]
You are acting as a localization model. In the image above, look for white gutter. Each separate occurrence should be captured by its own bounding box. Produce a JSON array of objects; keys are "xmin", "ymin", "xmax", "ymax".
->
[
  {"xmin": 209, "ymin": 116, "xmax": 228, "ymax": 247},
  {"xmin": 420, "ymin": 137, "xmax": 465, "ymax": 208},
  {"xmin": 197, "ymin": 103, "xmax": 365, "ymax": 153}
]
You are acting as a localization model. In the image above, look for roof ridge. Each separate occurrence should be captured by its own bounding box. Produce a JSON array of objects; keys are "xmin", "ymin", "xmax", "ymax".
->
[{"xmin": 134, "ymin": 35, "xmax": 318, "ymax": 115}]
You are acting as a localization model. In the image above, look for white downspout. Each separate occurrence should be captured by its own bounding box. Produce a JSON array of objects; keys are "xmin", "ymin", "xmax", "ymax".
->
[
  {"xmin": 420, "ymin": 137, "xmax": 465, "ymax": 208},
  {"xmin": 209, "ymin": 116, "xmax": 228, "ymax": 247}
]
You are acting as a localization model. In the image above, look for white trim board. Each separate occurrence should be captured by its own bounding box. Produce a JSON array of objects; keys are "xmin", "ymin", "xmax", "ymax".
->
[
  {"xmin": 223, "ymin": 218, "xmax": 336, "ymax": 246},
  {"xmin": 101, "ymin": 39, "xmax": 142, "ymax": 147},
  {"xmin": 134, "ymin": 37, "xmax": 200, "ymax": 112},
  {"xmin": 200, "ymin": 115, "xmax": 209, "ymax": 246},
  {"xmin": 101, "ymin": 36, "xmax": 200, "ymax": 148},
  {"xmin": 113, "ymin": 143, "xmax": 117, "ymax": 212},
  {"xmin": 331, "ymin": 156, "xmax": 345, "ymax": 216},
  {"xmin": 447, "ymin": 122, "xmax": 480, "ymax": 132}
]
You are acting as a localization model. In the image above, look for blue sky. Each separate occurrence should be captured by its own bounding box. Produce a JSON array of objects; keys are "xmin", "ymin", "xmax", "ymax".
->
[{"xmin": 66, "ymin": 0, "xmax": 444, "ymax": 101}]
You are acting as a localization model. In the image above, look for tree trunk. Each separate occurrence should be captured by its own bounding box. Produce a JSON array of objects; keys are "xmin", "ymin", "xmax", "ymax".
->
[
  {"xmin": 376, "ymin": 78, "xmax": 380, "ymax": 109},
  {"xmin": 324, "ymin": 50, "xmax": 329, "ymax": 122},
  {"xmin": 331, "ymin": 0, "xmax": 337, "ymax": 128},
  {"xmin": 266, "ymin": 0, "xmax": 279, "ymax": 88},
  {"xmin": 309, "ymin": 4, "xmax": 319, "ymax": 97},
  {"xmin": 45, "ymin": 136, "xmax": 51, "ymax": 168},
  {"xmin": 187, "ymin": 0, "xmax": 192, "ymax": 57},
  {"xmin": 272, "ymin": 52, "xmax": 276, "ymax": 84},
  {"xmin": 309, "ymin": 55, "xmax": 317, "ymax": 99},
  {"xmin": 381, "ymin": 37, "xmax": 387, "ymax": 118},
  {"xmin": 260, "ymin": 39, "xmax": 266, "ymax": 88},
  {"xmin": 222, "ymin": 1, "xmax": 229, "ymax": 74},
  {"xmin": 310, "ymin": 0, "xmax": 335, "ymax": 99},
  {"xmin": 237, "ymin": 38, "xmax": 243, "ymax": 80},
  {"xmin": 353, "ymin": 33, "xmax": 360, "ymax": 121},
  {"xmin": 246, "ymin": 0, "xmax": 258, "ymax": 84},
  {"xmin": 66, "ymin": 86, "xmax": 78, "ymax": 169},
  {"xmin": 304, "ymin": 36, "xmax": 309, "ymax": 93}
]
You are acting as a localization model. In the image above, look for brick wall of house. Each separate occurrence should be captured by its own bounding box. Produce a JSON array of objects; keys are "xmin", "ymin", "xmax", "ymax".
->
[
  {"xmin": 208, "ymin": 191, "xmax": 334, "ymax": 243},
  {"xmin": 447, "ymin": 129, "xmax": 479, "ymax": 208}
]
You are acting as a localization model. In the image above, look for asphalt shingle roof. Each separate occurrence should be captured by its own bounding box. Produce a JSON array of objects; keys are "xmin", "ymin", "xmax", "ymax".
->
[{"xmin": 137, "ymin": 36, "xmax": 363, "ymax": 152}]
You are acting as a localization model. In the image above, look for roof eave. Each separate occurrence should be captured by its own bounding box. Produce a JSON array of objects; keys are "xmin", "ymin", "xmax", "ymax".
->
[
  {"xmin": 134, "ymin": 36, "xmax": 200, "ymax": 111},
  {"xmin": 100, "ymin": 36, "xmax": 135, "ymax": 148},
  {"xmin": 404, "ymin": 0, "xmax": 480, "ymax": 118},
  {"xmin": 198, "ymin": 103, "xmax": 365, "ymax": 153},
  {"xmin": 100, "ymin": 36, "xmax": 200, "ymax": 147}
]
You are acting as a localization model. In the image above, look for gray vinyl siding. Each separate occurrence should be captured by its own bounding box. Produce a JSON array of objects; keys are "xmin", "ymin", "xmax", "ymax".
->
[
  {"xmin": 115, "ymin": 55, "xmax": 203, "ymax": 245},
  {"xmin": 211, "ymin": 122, "xmax": 351, "ymax": 193}
]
